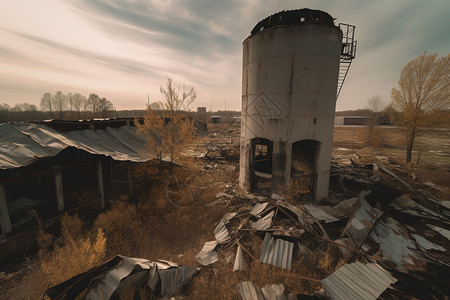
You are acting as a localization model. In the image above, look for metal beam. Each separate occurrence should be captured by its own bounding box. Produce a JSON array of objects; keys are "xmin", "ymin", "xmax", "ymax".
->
[
  {"xmin": 0, "ymin": 182, "xmax": 12, "ymax": 234},
  {"xmin": 54, "ymin": 168, "xmax": 64, "ymax": 211},
  {"xmin": 97, "ymin": 161, "xmax": 105, "ymax": 209}
]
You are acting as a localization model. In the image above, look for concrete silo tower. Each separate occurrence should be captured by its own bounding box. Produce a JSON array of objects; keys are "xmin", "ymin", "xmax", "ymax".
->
[{"xmin": 239, "ymin": 9, "xmax": 356, "ymax": 201}]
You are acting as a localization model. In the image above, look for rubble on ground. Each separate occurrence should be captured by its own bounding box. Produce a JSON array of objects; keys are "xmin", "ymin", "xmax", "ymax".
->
[
  {"xmin": 39, "ymin": 125, "xmax": 449, "ymax": 299},
  {"xmin": 191, "ymin": 150, "xmax": 450, "ymax": 299}
]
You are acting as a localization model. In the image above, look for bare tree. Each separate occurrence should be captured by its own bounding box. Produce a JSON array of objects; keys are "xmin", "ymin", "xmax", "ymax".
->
[
  {"xmin": 87, "ymin": 94, "xmax": 101, "ymax": 118},
  {"xmin": 368, "ymin": 95, "xmax": 384, "ymax": 117},
  {"xmin": 364, "ymin": 95, "xmax": 385, "ymax": 147},
  {"xmin": 391, "ymin": 52, "xmax": 450, "ymax": 163},
  {"xmin": 40, "ymin": 92, "xmax": 54, "ymax": 118},
  {"xmin": 148, "ymin": 101, "xmax": 163, "ymax": 110},
  {"xmin": 72, "ymin": 93, "xmax": 86, "ymax": 119},
  {"xmin": 98, "ymin": 97, "xmax": 114, "ymax": 117},
  {"xmin": 82, "ymin": 96, "xmax": 90, "ymax": 119},
  {"xmin": 159, "ymin": 77, "xmax": 196, "ymax": 116},
  {"xmin": 53, "ymin": 91, "xmax": 67, "ymax": 119},
  {"xmin": 136, "ymin": 78, "xmax": 197, "ymax": 173}
]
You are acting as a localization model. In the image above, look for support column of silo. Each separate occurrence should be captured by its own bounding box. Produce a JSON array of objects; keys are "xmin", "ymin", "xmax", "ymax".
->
[
  {"xmin": 314, "ymin": 140, "xmax": 333, "ymax": 202},
  {"xmin": 239, "ymin": 138, "xmax": 252, "ymax": 192}
]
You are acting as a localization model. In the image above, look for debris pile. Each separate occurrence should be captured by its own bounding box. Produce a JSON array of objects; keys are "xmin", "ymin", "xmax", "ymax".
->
[
  {"xmin": 194, "ymin": 155, "xmax": 450, "ymax": 299},
  {"xmin": 43, "ymin": 256, "xmax": 197, "ymax": 299},
  {"xmin": 41, "ymin": 149, "xmax": 449, "ymax": 299}
]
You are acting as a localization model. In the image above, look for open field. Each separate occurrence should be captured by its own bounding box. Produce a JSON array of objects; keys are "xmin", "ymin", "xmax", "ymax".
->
[{"xmin": 1, "ymin": 123, "xmax": 449, "ymax": 299}]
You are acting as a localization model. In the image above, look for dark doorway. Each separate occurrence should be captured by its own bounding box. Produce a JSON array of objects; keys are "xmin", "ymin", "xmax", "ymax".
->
[
  {"xmin": 290, "ymin": 140, "xmax": 320, "ymax": 198},
  {"xmin": 250, "ymin": 138, "xmax": 273, "ymax": 191}
]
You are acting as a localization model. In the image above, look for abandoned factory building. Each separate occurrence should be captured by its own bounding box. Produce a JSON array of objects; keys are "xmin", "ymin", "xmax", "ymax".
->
[{"xmin": 0, "ymin": 119, "xmax": 152, "ymax": 262}]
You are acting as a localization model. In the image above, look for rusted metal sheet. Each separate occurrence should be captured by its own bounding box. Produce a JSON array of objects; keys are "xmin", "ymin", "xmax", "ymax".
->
[
  {"xmin": 322, "ymin": 262, "xmax": 397, "ymax": 300},
  {"xmin": 259, "ymin": 233, "xmax": 293, "ymax": 270}
]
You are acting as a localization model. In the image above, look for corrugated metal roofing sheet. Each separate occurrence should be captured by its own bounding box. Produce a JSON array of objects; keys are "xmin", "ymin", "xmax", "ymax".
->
[
  {"xmin": 250, "ymin": 202, "xmax": 269, "ymax": 216},
  {"xmin": 261, "ymin": 283, "xmax": 285, "ymax": 300},
  {"xmin": 0, "ymin": 122, "xmax": 152, "ymax": 170},
  {"xmin": 343, "ymin": 191, "xmax": 420, "ymax": 271},
  {"xmin": 321, "ymin": 262, "xmax": 397, "ymax": 300},
  {"xmin": 237, "ymin": 281, "xmax": 265, "ymax": 300},
  {"xmin": 303, "ymin": 204, "xmax": 339, "ymax": 223},
  {"xmin": 214, "ymin": 212, "xmax": 236, "ymax": 244},
  {"xmin": 233, "ymin": 245, "xmax": 246, "ymax": 271},
  {"xmin": 196, "ymin": 241, "xmax": 218, "ymax": 266},
  {"xmin": 251, "ymin": 210, "xmax": 274, "ymax": 230},
  {"xmin": 259, "ymin": 233, "xmax": 293, "ymax": 270}
]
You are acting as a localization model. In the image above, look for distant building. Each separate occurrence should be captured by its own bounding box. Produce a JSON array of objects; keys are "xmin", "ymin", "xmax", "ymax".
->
[
  {"xmin": 335, "ymin": 116, "xmax": 374, "ymax": 125},
  {"xmin": 197, "ymin": 107, "xmax": 207, "ymax": 122}
]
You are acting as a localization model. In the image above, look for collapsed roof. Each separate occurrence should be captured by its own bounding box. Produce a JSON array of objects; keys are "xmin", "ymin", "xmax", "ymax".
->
[{"xmin": 0, "ymin": 122, "xmax": 152, "ymax": 170}]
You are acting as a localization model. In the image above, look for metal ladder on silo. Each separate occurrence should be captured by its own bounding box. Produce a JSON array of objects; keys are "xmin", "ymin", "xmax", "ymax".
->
[{"xmin": 337, "ymin": 23, "xmax": 357, "ymax": 99}]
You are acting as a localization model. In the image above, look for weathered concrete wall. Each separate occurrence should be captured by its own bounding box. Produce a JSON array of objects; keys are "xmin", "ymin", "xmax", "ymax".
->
[{"xmin": 240, "ymin": 23, "xmax": 342, "ymax": 201}]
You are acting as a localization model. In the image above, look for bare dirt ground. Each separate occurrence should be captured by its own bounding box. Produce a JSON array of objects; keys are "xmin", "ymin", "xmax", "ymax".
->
[{"xmin": 1, "ymin": 123, "xmax": 449, "ymax": 299}]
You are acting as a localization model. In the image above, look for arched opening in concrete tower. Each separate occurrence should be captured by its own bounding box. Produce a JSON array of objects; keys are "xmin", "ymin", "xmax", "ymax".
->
[
  {"xmin": 250, "ymin": 138, "xmax": 273, "ymax": 191},
  {"xmin": 290, "ymin": 140, "xmax": 320, "ymax": 198}
]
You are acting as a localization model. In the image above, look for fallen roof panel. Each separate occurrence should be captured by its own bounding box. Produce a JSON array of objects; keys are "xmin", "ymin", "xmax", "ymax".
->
[
  {"xmin": 321, "ymin": 262, "xmax": 397, "ymax": 300},
  {"xmin": 259, "ymin": 233, "xmax": 293, "ymax": 270}
]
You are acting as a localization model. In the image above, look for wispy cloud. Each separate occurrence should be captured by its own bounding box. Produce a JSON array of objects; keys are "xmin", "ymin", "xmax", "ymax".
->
[{"xmin": 0, "ymin": 0, "xmax": 449, "ymax": 110}]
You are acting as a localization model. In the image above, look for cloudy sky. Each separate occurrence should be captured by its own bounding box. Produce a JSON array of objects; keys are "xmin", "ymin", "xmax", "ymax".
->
[{"xmin": 1, "ymin": 0, "xmax": 449, "ymax": 111}]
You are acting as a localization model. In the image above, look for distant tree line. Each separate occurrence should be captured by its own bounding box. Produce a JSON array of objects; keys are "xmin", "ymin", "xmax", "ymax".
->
[
  {"xmin": 40, "ymin": 91, "xmax": 115, "ymax": 120},
  {"xmin": 0, "ymin": 102, "xmax": 46, "ymax": 122},
  {"xmin": 0, "ymin": 92, "xmax": 116, "ymax": 122}
]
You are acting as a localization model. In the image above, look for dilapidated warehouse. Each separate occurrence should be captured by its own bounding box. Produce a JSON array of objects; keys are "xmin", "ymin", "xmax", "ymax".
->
[{"xmin": 0, "ymin": 119, "xmax": 152, "ymax": 262}]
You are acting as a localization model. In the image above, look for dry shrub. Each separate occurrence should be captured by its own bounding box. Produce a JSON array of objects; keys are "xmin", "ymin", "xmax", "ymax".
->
[
  {"xmin": 93, "ymin": 200, "xmax": 142, "ymax": 256},
  {"xmin": 37, "ymin": 214, "xmax": 106, "ymax": 287},
  {"xmin": 60, "ymin": 213, "xmax": 84, "ymax": 242}
]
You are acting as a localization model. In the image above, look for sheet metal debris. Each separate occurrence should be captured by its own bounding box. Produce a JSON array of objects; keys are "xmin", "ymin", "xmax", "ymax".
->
[
  {"xmin": 375, "ymin": 163, "xmax": 412, "ymax": 190},
  {"xmin": 215, "ymin": 192, "xmax": 233, "ymax": 199},
  {"xmin": 342, "ymin": 191, "xmax": 383, "ymax": 245},
  {"xmin": 412, "ymin": 234, "xmax": 445, "ymax": 251},
  {"xmin": 214, "ymin": 212, "xmax": 236, "ymax": 244},
  {"xmin": 259, "ymin": 234, "xmax": 293, "ymax": 270},
  {"xmin": 0, "ymin": 122, "xmax": 151, "ymax": 170},
  {"xmin": 233, "ymin": 245, "xmax": 246, "ymax": 271},
  {"xmin": 43, "ymin": 256, "xmax": 196, "ymax": 299},
  {"xmin": 250, "ymin": 202, "xmax": 269, "ymax": 216},
  {"xmin": 321, "ymin": 262, "xmax": 397, "ymax": 300},
  {"xmin": 261, "ymin": 283, "xmax": 285, "ymax": 300},
  {"xmin": 196, "ymin": 241, "xmax": 218, "ymax": 266},
  {"xmin": 343, "ymin": 191, "xmax": 422, "ymax": 270},
  {"xmin": 427, "ymin": 224, "xmax": 450, "ymax": 241},
  {"xmin": 237, "ymin": 281, "xmax": 265, "ymax": 300},
  {"xmin": 237, "ymin": 282, "xmax": 291, "ymax": 300},
  {"xmin": 302, "ymin": 204, "xmax": 339, "ymax": 223},
  {"xmin": 251, "ymin": 211, "xmax": 274, "ymax": 230}
]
